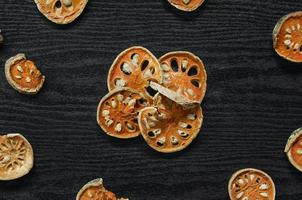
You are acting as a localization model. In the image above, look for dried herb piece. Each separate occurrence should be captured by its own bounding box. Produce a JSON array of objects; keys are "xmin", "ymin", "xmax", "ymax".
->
[
  {"xmin": 284, "ymin": 128, "xmax": 302, "ymax": 172},
  {"xmin": 167, "ymin": 0, "xmax": 205, "ymax": 12}
]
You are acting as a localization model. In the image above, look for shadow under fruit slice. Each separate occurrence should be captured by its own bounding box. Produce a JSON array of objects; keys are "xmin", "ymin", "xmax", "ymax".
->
[
  {"xmin": 228, "ymin": 168, "xmax": 276, "ymax": 200},
  {"xmin": 138, "ymin": 93, "xmax": 203, "ymax": 153},
  {"xmin": 5, "ymin": 53, "xmax": 45, "ymax": 95},
  {"xmin": 0, "ymin": 133, "xmax": 34, "ymax": 181},
  {"xmin": 167, "ymin": 0, "xmax": 205, "ymax": 12},
  {"xmin": 284, "ymin": 128, "xmax": 302, "ymax": 172},
  {"xmin": 97, "ymin": 88, "xmax": 150, "ymax": 139},
  {"xmin": 34, "ymin": 0, "xmax": 88, "ymax": 24},
  {"xmin": 76, "ymin": 178, "xmax": 128, "ymax": 200},
  {"xmin": 107, "ymin": 46, "xmax": 162, "ymax": 98},
  {"xmin": 273, "ymin": 11, "xmax": 302, "ymax": 62}
]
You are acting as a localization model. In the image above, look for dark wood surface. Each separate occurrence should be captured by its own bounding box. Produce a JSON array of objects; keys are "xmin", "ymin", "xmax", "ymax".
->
[{"xmin": 0, "ymin": 0, "xmax": 302, "ymax": 199}]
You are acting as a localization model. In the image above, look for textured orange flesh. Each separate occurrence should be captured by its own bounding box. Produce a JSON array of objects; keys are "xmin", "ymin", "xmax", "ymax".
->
[
  {"xmin": 79, "ymin": 186, "xmax": 117, "ymax": 200},
  {"xmin": 290, "ymin": 136, "xmax": 302, "ymax": 167},
  {"xmin": 168, "ymin": 0, "xmax": 205, "ymax": 11}
]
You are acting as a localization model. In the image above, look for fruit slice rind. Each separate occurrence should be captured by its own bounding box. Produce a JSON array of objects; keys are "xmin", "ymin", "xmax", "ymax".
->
[
  {"xmin": 167, "ymin": 0, "xmax": 205, "ymax": 12},
  {"xmin": 284, "ymin": 128, "xmax": 302, "ymax": 172}
]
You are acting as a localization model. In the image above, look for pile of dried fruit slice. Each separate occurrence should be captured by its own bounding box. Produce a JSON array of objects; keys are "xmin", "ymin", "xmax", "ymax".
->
[{"xmin": 97, "ymin": 46, "xmax": 207, "ymax": 153}]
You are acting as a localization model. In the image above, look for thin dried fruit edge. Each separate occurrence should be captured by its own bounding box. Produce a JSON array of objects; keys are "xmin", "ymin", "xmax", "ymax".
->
[
  {"xmin": 167, "ymin": 0, "xmax": 205, "ymax": 12},
  {"xmin": 284, "ymin": 127, "xmax": 302, "ymax": 172}
]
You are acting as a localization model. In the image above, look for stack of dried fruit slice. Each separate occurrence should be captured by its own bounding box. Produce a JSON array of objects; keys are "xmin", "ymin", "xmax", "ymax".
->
[{"xmin": 97, "ymin": 46, "xmax": 207, "ymax": 153}]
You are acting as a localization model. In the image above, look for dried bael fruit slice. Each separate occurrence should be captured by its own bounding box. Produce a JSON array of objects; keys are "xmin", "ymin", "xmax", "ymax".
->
[
  {"xmin": 284, "ymin": 128, "xmax": 302, "ymax": 172},
  {"xmin": 228, "ymin": 168, "xmax": 276, "ymax": 200},
  {"xmin": 5, "ymin": 53, "xmax": 45, "ymax": 94},
  {"xmin": 34, "ymin": 0, "xmax": 89, "ymax": 24},
  {"xmin": 273, "ymin": 11, "xmax": 302, "ymax": 62},
  {"xmin": 0, "ymin": 133, "xmax": 34, "ymax": 181},
  {"xmin": 158, "ymin": 51, "xmax": 207, "ymax": 103},
  {"xmin": 76, "ymin": 178, "xmax": 128, "ymax": 200},
  {"xmin": 97, "ymin": 88, "xmax": 150, "ymax": 139},
  {"xmin": 107, "ymin": 46, "xmax": 162, "ymax": 98},
  {"xmin": 167, "ymin": 0, "xmax": 205, "ymax": 12},
  {"xmin": 138, "ymin": 94, "xmax": 203, "ymax": 153}
]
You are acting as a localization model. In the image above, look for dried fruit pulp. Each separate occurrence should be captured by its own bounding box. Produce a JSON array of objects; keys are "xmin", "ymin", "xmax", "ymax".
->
[
  {"xmin": 168, "ymin": 0, "xmax": 205, "ymax": 11},
  {"xmin": 79, "ymin": 186, "xmax": 117, "ymax": 200}
]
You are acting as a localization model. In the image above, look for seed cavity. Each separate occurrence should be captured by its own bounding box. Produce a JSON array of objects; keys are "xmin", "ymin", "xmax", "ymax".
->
[
  {"xmin": 296, "ymin": 149, "xmax": 302, "ymax": 155},
  {"xmin": 126, "ymin": 122, "xmax": 136, "ymax": 131},
  {"xmin": 63, "ymin": 0, "xmax": 72, "ymax": 7},
  {"xmin": 187, "ymin": 88, "xmax": 194, "ymax": 96},
  {"xmin": 171, "ymin": 136, "xmax": 179, "ymax": 145},
  {"xmin": 156, "ymin": 137, "xmax": 166, "ymax": 146},
  {"xmin": 188, "ymin": 66, "xmax": 198, "ymax": 76},
  {"xmin": 143, "ymin": 68, "xmax": 153, "ymax": 78},
  {"xmin": 105, "ymin": 119, "xmax": 114, "ymax": 127},
  {"xmin": 187, "ymin": 114, "xmax": 197, "ymax": 120},
  {"xmin": 236, "ymin": 192, "xmax": 244, "ymax": 199},
  {"xmin": 181, "ymin": 59, "xmax": 188, "ymax": 72},
  {"xmin": 123, "ymin": 97, "xmax": 131, "ymax": 104},
  {"xmin": 259, "ymin": 183, "xmax": 269, "ymax": 190},
  {"xmin": 171, "ymin": 59, "xmax": 178, "ymax": 72},
  {"xmin": 117, "ymin": 94, "xmax": 124, "ymax": 102},
  {"xmin": 141, "ymin": 60, "xmax": 149, "ymax": 71},
  {"xmin": 191, "ymin": 79, "xmax": 200, "ymax": 88},
  {"xmin": 161, "ymin": 64, "xmax": 170, "ymax": 72},
  {"xmin": 16, "ymin": 65, "xmax": 23, "ymax": 73},
  {"xmin": 148, "ymin": 129, "xmax": 161, "ymax": 138},
  {"xmin": 238, "ymin": 179, "xmax": 244, "ymax": 185},
  {"xmin": 102, "ymin": 110, "xmax": 110, "ymax": 117},
  {"xmin": 182, "ymin": 0, "xmax": 190, "ymax": 4},
  {"xmin": 177, "ymin": 130, "xmax": 189, "ymax": 138},
  {"xmin": 131, "ymin": 54, "xmax": 139, "ymax": 66},
  {"xmin": 115, "ymin": 78, "xmax": 126, "ymax": 87},
  {"xmin": 115, "ymin": 123, "xmax": 122, "ymax": 132},
  {"xmin": 25, "ymin": 77, "xmax": 31, "ymax": 83},
  {"xmin": 111, "ymin": 99, "xmax": 117, "ymax": 108},
  {"xmin": 121, "ymin": 62, "xmax": 132, "ymax": 75},
  {"xmin": 260, "ymin": 192, "xmax": 268, "ymax": 197},
  {"xmin": 15, "ymin": 75, "xmax": 22, "ymax": 79}
]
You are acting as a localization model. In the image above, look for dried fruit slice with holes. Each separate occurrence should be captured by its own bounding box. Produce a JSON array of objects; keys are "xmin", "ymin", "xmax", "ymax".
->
[
  {"xmin": 97, "ymin": 88, "xmax": 150, "ymax": 139},
  {"xmin": 5, "ymin": 53, "xmax": 45, "ymax": 95},
  {"xmin": 228, "ymin": 168, "xmax": 276, "ymax": 200},
  {"xmin": 158, "ymin": 51, "xmax": 207, "ymax": 104},
  {"xmin": 34, "ymin": 0, "xmax": 88, "ymax": 24},
  {"xmin": 76, "ymin": 178, "xmax": 128, "ymax": 200},
  {"xmin": 284, "ymin": 128, "xmax": 302, "ymax": 172},
  {"xmin": 167, "ymin": 0, "xmax": 205, "ymax": 12},
  {"xmin": 273, "ymin": 11, "xmax": 302, "ymax": 62},
  {"xmin": 107, "ymin": 46, "xmax": 162, "ymax": 98},
  {"xmin": 0, "ymin": 133, "xmax": 34, "ymax": 181},
  {"xmin": 138, "ymin": 93, "xmax": 203, "ymax": 153}
]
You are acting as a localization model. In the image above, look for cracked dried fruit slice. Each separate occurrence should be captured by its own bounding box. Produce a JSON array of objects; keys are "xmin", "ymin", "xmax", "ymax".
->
[
  {"xmin": 76, "ymin": 178, "xmax": 128, "ymax": 200},
  {"xmin": 107, "ymin": 46, "xmax": 162, "ymax": 98},
  {"xmin": 97, "ymin": 88, "xmax": 150, "ymax": 139},
  {"xmin": 138, "ymin": 94, "xmax": 203, "ymax": 153},
  {"xmin": 5, "ymin": 53, "xmax": 45, "ymax": 94},
  {"xmin": 0, "ymin": 133, "xmax": 34, "ymax": 181},
  {"xmin": 284, "ymin": 128, "xmax": 302, "ymax": 172},
  {"xmin": 228, "ymin": 168, "xmax": 276, "ymax": 200},
  {"xmin": 34, "ymin": 0, "xmax": 88, "ymax": 24},
  {"xmin": 167, "ymin": 0, "xmax": 205, "ymax": 12},
  {"xmin": 273, "ymin": 11, "xmax": 302, "ymax": 62}
]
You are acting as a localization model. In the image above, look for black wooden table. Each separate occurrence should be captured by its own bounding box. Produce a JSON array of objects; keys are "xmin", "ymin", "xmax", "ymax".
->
[{"xmin": 0, "ymin": 0, "xmax": 302, "ymax": 199}]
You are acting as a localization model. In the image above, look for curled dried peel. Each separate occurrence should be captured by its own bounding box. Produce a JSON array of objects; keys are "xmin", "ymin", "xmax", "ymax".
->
[
  {"xmin": 228, "ymin": 168, "xmax": 276, "ymax": 200},
  {"xmin": 159, "ymin": 51, "xmax": 207, "ymax": 104},
  {"xmin": 0, "ymin": 133, "xmax": 34, "ymax": 181},
  {"xmin": 138, "ymin": 94, "xmax": 203, "ymax": 153},
  {"xmin": 107, "ymin": 46, "xmax": 162, "ymax": 98},
  {"xmin": 167, "ymin": 0, "xmax": 205, "ymax": 12},
  {"xmin": 5, "ymin": 53, "xmax": 45, "ymax": 94},
  {"xmin": 34, "ymin": 0, "xmax": 88, "ymax": 24},
  {"xmin": 97, "ymin": 88, "xmax": 150, "ymax": 139},
  {"xmin": 273, "ymin": 11, "xmax": 302, "ymax": 63},
  {"xmin": 284, "ymin": 128, "xmax": 302, "ymax": 172}
]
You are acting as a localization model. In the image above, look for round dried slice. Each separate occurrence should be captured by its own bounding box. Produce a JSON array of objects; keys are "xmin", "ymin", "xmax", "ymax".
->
[
  {"xmin": 159, "ymin": 51, "xmax": 207, "ymax": 104},
  {"xmin": 34, "ymin": 0, "xmax": 88, "ymax": 24},
  {"xmin": 107, "ymin": 46, "xmax": 162, "ymax": 98},
  {"xmin": 273, "ymin": 11, "xmax": 302, "ymax": 62},
  {"xmin": 76, "ymin": 178, "xmax": 128, "ymax": 200},
  {"xmin": 138, "ymin": 94, "xmax": 203, "ymax": 153},
  {"xmin": 0, "ymin": 133, "xmax": 34, "ymax": 181},
  {"xmin": 284, "ymin": 127, "xmax": 302, "ymax": 172},
  {"xmin": 97, "ymin": 88, "xmax": 150, "ymax": 139},
  {"xmin": 5, "ymin": 53, "xmax": 45, "ymax": 95},
  {"xmin": 167, "ymin": 0, "xmax": 205, "ymax": 12},
  {"xmin": 228, "ymin": 168, "xmax": 276, "ymax": 200}
]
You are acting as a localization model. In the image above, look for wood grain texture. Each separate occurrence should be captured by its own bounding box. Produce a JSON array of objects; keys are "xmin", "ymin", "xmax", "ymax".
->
[{"xmin": 0, "ymin": 0, "xmax": 302, "ymax": 199}]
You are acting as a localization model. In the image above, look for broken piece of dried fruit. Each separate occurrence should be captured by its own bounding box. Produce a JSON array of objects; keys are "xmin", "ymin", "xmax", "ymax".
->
[
  {"xmin": 34, "ymin": 0, "xmax": 89, "ymax": 24},
  {"xmin": 167, "ymin": 0, "xmax": 205, "ymax": 12},
  {"xmin": 228, "ymin": 168, "xmax": 276, "ymax": 200},
  {"xmin": 0, "ymin": 133, "xmax": 34, "ymax": 181},
  {"xmin": 284, "ymin": 128, "xmax": 302, "ymax": 172},
  {"xmin": 5, "ymin": 53, "xmax": 45, "ymax": 94}
]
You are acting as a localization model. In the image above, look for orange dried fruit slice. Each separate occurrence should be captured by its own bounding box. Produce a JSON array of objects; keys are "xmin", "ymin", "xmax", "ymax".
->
[
  {"xmin": 97, "ymin": 88, "xmax": 150, "ymax": 139},
  {"xmin": 228, "ymin": 168, "xmax": 276, "ymax": 200},
  {"xmin": 138, "ymin": 93, "xmax": 203, "ymax": 153},
  {"xmin": 5, "ymin": 53, "xmax": 45, "ymax": 95},
  {"xmin": 167, "ymin": 0, "xmax": 205, "ymax": 12},
  {"xmin": 0, "ymin": 133, "xmax": 34, "ymax": 181},
  {"xmin": 273, "ymin": 11, "xmax": 302, "ymax": 62},
  {"xmin": 76, "ymin": 178, "xmax": 128, "ymax": 200},
  {"xmin": 107, "ymin": 46, "xmax": 162, "ymax": 98},
  {"xmin": 34, "ymin": 0, "xmax": 88, "ymax": 24},
  {"xmin": 284, "ymin": 127, "xmax": 302, "ymax": 172}
]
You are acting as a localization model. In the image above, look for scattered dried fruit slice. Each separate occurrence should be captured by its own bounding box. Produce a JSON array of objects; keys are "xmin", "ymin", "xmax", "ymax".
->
[
  {"xmin": 167, "ymin": 0, "xmax": 205, "ymax": 12},
  {"xmin": 0, "ymin": 133, "xmax": 34, "ymax": 181},
  {"xmin": 97, "ymin": 88, "xmax": 150, "ymax": 139},
  {"xmin": 5, "ymin": 53, "xmax": 45, "ymax": 94},
  {"xmin": 273, "ymin": 11, "xmax": 302, "ymax": 62},
  {"xmin": 76, "ymin": 178, "xmax": 128, "ymax": 200},
  {"xmin": 34, "ymin": 0, "xmax": 89, "ymax": 24},
  {"xmin": 158, "ymin": 51, "xmax": 207, "ymax": 103},
  {"xmin": 228, "ymin": 168, "xmax": 276, "ymax": 200},
  {"xmin": 284, "ymin": 128, "xmax": 302, "ymax": 172},
  {"xmin": 107, "ymin": 46, "xmax": 162, "ymax": 98},
  {"xmin": 138, "ymin": 93, "xmax": 203, "ymax": 153}
]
